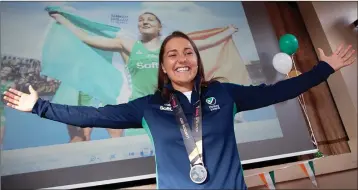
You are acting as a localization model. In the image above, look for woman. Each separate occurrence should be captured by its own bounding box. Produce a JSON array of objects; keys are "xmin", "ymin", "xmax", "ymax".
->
[
  {"xmin": 5, "ymin": 31, "xmax": 354, "ymax": 189},
  {"xmin": 50, "ymin": 11, "xmax": 239, "ymax": 139}
]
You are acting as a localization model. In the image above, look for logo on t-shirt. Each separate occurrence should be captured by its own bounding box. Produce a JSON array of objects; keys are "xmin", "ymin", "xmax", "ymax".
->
[
  {"xmin": 147, "ymin": 54, "xmax": 158, "ymax": 58},
  {"xmin": 136, "ymin": 61, "xmax": 159, "ymax": 69}
]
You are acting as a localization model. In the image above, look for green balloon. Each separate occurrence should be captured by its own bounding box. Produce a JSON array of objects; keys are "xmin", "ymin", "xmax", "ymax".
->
[{"xmin": 279, "ymin": 34, "xmax": 299, "ymax": 55}]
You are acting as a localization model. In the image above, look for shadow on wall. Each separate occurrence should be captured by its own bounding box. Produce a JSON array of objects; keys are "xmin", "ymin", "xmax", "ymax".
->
[{"xmin": 333, "ymin": 17, "xmax": 358, "ymax": 51}]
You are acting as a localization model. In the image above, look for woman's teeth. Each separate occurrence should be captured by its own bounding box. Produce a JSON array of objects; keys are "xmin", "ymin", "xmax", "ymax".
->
[{"xmin": 176, "ymin": 67, "xmax": 189, "ymax": 72}]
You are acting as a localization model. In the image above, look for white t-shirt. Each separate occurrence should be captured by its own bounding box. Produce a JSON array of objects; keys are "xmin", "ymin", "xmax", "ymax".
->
[{"xmin": 183, "ymin": 91, "xmax": 192, "ymax": 103}]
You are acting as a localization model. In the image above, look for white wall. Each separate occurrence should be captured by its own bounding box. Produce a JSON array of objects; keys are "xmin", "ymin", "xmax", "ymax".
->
[
  {"xmin": 299, "ymin": 2, "xmax": 357, "ymax": 158},
  {"xmin": 313, "ymin": 1, "xmax": 357, "ymax": 112}
]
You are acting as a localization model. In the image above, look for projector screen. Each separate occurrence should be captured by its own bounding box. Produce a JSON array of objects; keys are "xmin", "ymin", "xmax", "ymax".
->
[{"xmin": 1, "ymin": 2, "xmax": 316, "ymax": 189}]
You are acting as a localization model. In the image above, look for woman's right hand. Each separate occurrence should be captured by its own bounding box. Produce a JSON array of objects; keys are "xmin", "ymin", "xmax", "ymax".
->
[
  {"xmin": 49, "ymin": 13, "xmax": 66, "ymax": 23},
  {"xmin": 3, "ymin": 85, "xmax": 39, "ymax": 112}
]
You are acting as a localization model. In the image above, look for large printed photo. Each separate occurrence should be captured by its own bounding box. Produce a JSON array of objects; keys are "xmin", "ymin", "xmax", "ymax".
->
[{"xmin": 1, "ymin": 2, "xmax": 283, "ymax": 176}]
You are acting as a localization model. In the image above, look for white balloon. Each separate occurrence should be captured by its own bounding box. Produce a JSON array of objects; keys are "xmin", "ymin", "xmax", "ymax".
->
[{"xmin": 272, "ymin": 52, "xmax": 293, "ymax": 75}]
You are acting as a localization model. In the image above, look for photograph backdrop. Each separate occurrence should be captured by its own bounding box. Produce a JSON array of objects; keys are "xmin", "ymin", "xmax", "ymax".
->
[{"xmin": 1, "ymin": 2, "xmax": 315, "ymax": 189}]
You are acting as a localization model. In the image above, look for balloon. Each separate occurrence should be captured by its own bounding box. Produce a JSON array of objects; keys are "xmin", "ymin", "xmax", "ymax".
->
[
  {"xmin": 273, "ymin": 52, "xmax": 293, "ymax": 74},
  {"xmin": 287, "ymin": 69, "xmax": 302, "ymax": 79},
  {"xmin": 279, "ymin": 34, "xmax": 299, "ymax": 55}
]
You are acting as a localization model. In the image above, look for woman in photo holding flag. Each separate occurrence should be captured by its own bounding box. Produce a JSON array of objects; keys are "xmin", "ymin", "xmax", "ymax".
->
[{"xmin": 46, "ymin": 6, "xmax": 242, "ymax": 139}]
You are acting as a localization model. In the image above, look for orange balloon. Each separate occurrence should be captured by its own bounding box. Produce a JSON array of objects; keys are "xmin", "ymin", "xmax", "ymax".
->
[{"xmin": 287, "ymin": 69, "xmax": 302, "ymax": 78}]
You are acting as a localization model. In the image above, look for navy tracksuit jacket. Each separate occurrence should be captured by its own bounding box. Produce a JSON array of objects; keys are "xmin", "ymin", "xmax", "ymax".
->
[{"xmin": 32, "ymin": 61, "xmax": 334, "ymax": 189}]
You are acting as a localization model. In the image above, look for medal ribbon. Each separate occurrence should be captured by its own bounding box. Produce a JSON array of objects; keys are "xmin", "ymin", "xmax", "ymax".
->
[{"xmin": 170, "ymin": 93, "xmax": 204, "ymax": 167}]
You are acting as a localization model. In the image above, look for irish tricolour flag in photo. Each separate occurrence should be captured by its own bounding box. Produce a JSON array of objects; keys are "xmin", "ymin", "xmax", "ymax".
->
[{"xmin": 259, "ymin": 171, "xmax": 276, "ymax": 189}]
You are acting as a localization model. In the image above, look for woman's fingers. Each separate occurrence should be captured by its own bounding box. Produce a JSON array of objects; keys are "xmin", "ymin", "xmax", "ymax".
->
[
  {"xmin": 3, "ymin": 90, "xmax": 20, "ymax": 101},
  {"xmin": 334, "ymin": 43, "xmax": 344, "ymax": 55},
  {"xmin": 340, "ymin": 45, "xmax": 352, "ymax": 58},
  {"xmin": 3, "ymin": 95, "xmax": 19, "ymax": 106},
  {"xmin": 345, "ymin": 56, "xmax": 357, "ymax": 66},
  {"xmin": 6, "ymin": 102, "xmax": 19, "ymax": 110},
  {"xmin": 7, "ymin": 88, "xmax": 24, "ymax": 97},
  {"xmin": 343, "ymin": 49, "xmax": 356, "ymax": 62}
]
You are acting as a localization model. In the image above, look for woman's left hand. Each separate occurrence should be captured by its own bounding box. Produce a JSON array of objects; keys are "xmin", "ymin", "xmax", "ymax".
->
[
  {"xmin": 228, "ymin": 24, "xmax": 238, "ymax": 33},
  {"xmin": 318, "ymin": 44, "xmax": 356, "ymax": 71}
]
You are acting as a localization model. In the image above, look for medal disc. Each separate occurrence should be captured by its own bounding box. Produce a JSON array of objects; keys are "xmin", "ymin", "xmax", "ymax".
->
[{"xmin": 189, "ymin": 164, "xmax": 207, "ymax": 184}]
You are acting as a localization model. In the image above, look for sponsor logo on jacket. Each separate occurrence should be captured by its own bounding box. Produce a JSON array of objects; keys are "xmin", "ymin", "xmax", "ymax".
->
[
  {"xmin": 160, "ymin": 103, "xmax": 173, "ymax": 111},
  {"xmin": 206, "ymin": 97, "xmax": 220, "ymax": 111}
]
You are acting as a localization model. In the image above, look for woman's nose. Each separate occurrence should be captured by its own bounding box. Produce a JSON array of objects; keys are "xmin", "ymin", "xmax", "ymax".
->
[{"xmin": 177, "ymin": 54, "xmax": 187, "ymax": 63}]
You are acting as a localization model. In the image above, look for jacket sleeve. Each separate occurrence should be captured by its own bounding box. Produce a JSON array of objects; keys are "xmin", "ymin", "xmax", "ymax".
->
[
  {"xmin": 31, "ymin": 95, "xmax": 149, "ymax": 129},
  {"xmin": 222, "ymin": 61, "xmax": 335, "ymax": 112}
]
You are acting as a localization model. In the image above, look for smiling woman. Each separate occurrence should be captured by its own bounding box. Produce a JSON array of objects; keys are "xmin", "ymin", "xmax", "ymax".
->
[
  {"xmin": 3, "ymin": 29, "xmax": 355, "ymax": 189},
  {"xmin": 157, "ymin": 31, "xmax": 224, "ymax": 102},
  {"xmin": 161, "ymin": 36, "xmax": 199, "ymax": 93},
  {"xmin": 2, "ymin": 2, "xmax": 357, "ymax": 189}
]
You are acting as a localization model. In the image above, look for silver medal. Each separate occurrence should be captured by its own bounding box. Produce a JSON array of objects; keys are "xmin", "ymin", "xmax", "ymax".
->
[{"xmin": 189, "ymin": 164, "xmax": 207, "ymax": 184}]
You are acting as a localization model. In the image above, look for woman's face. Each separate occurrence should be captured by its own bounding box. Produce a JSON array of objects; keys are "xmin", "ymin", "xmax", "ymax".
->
[
  {"xmin": 138, "ymin": 13, "xmax": 161, "ymax": 36},
  {"xmin": 162, "ymin": 37, "xmax": 198, "ymax": 87}
]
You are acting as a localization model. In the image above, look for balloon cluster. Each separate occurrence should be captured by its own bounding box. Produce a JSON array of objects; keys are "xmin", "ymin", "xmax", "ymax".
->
[
  {"xmin": 273, "ymin": 34, "xmax": 299, "ymax": 75},
  {"xmin": 273, "ymin": 34, "xmax": 320, "ymax": 154}
]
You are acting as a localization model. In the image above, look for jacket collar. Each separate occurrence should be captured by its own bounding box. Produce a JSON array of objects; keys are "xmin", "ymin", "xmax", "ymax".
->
[{"xmin": 164, "ymin": 75, "xmax": 201, "ymax": 93}]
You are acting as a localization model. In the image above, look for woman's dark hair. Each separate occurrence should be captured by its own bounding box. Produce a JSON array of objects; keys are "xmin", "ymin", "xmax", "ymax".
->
[{"xmin": 156, "ymin": 31, "xmax": 224, "ymax": 101}]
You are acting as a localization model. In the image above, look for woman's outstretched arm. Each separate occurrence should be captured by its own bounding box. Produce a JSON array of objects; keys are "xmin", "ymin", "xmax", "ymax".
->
[
  {"xmin": 50, "ymin": 13, "xmax": 135, "ymax": 53},
  {"xmin": 223, "ymin": 44, "xmax": 356, "ymax": 112},
  {"xmin": 3, "ymin": 86, "xmax": 148, "ymax": 129}
]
